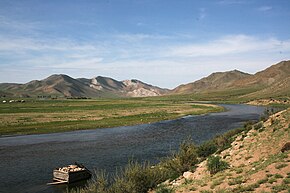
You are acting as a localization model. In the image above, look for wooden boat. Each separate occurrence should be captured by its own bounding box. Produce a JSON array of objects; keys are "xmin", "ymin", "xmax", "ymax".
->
[{"xmin": 48, "ymin": 163, "xmax": 92, "ymax": 185}]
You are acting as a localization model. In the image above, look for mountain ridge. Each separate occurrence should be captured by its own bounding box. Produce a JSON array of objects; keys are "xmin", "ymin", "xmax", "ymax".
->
[
  {"xmin": 171, "ymin": 60, "xmax": 290, "ymax": 99},
  {"xmin": 172, "ymin": 69, "xmax": 252, "ymax": 94},
  {"xmin": 0, "ymin": 60, "xmax": 289, "ymax": 99},
  {"xmin": 0, "ymin": 75, "xmax": 169, "ymax": 98}
]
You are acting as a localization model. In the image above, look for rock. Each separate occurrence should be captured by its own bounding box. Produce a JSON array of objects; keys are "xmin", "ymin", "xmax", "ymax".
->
[
  {"xmin": 183, "ymin": 171, "xmax": 194, "ymax": 180},
  {"xmin": 163, "ymin": 179, "xmax": 171, "ymax": 185},
  {"xmin": 281, "ymin": 142, "xmax": 290, "ymax": 152},
  {"xmin": 172, "ymin": 179, "xmax": 184, "ymax": 186}
]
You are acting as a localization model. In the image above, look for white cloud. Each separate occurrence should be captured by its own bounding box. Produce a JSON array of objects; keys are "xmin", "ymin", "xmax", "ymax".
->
[
  {"xmin": 0, "ymin": 15, "xmax": 40, "ymax": 31},
  {"xmin": 169, "ymin": 35, "xmax": 290, "ymax": 57},
  {"xmin": 258, "ymin": 6, "xmax": 272, "ymax": 12},
  {"xmin": 0, "ymin": 33, "xmax": 289, "ymax": 88},
  {"xmin": 112, "ymin": 33, "xmax": 172, "ymax": 42},
  {"xmin": 217, "ymin": 0, "xmax": 246, "ymax": 5},
  {"xmin": 0, "ymin": 37, "xmax": 99, "ymax": 52}
]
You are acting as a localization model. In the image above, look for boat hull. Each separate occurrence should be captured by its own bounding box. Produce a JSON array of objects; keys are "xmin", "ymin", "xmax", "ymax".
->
[{"xmin": 53, "ymin": 169, "xmax": 91, "ymax": 183}]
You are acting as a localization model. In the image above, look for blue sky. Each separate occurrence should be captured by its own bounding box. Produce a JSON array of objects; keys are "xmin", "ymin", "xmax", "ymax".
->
[{"xmin": 0, "ymin": 0, "xmax": 289, "ymax": 88}]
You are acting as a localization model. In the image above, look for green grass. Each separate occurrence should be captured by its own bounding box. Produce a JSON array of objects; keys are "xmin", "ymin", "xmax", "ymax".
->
[
  {"xmin": 228, "ymin": 176, "xmax": 245, "ymax": 186},
  {"xmin": 249, "ymin": 153, "xmax": 288, "ymax": 175},
  {"xmin": 70, "ymin": 139, "xmax": 198, "ymax": 193},
  {"xmin": 0, "ymin": 112, "xmax": 177, "ymax": 135},
  {"xmin": 275, "ymin": 163, "xmax": 288, "ymax": 169},
  {"xmin": 0, "ymin": 97, "xmax": 224, "ymax": 135},
  {"xmin": 210, "ymin": 177, "xmax": 224, "ymax": 189},
  {"xmin": 0, "ymin": 99, "xmax": 167, "ymax": 114},
  {"xmin": 155, "ymin": 185, "xmax": 174, "ymax": 193}
]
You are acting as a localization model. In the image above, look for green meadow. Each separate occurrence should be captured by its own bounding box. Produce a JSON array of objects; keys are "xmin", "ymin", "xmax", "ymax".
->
[{"xmin": 0, "ymin": 97, "xmax": 224, "ymax": 136}]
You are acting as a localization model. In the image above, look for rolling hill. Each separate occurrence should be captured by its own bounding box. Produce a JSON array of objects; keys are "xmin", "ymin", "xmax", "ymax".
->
[
  {"xmin": 0, "ymin": 75, "xmax": 169, "ymax": 98},
  {"xmin": 0, "ymin": 60, "xmax": 289, "ymax": 99},
  {"xmin": 171, "ymin": 60, "xmax": 290, "ymax": 99},
  {"xmin": 172, "ymin": 70, "xmax": 252, "ymax": 94}
]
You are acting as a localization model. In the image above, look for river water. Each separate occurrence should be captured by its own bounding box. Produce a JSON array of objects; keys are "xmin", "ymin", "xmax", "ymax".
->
[{"xmin": 0, "ymin": 104, "xmax": 265, "ymax": 193}]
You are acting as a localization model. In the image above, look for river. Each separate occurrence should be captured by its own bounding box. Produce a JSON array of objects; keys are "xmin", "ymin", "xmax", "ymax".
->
[{"xmin": 0, "ymin": 104, "xmax": 265, "ymax": 193}]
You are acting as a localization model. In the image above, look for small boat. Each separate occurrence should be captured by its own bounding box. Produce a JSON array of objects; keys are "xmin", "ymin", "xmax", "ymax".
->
[{"xmin": 47, "ymin": 162, "xmax": 92, "ymax": 185}]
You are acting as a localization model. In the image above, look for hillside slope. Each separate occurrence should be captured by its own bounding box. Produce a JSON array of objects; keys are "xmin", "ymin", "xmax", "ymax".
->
[
  {"xmin": 172, "ymin": 70, "xmax": 252, "ymax": 94},
  {"xmin": 0, "ymin": 74, "xmax": 106, "ymax": 98},
  {"xmin": 155, "ymin": 108, "xmax": 290, "ymax": 193},
  {"xmin": 172, "ymin": 60, "xmax": 290, "ymax": 99},
  {"xmin": 0, "ymin": 75, "xmax": 169, "ymax": 98},
  {"xmin": 0, "ymin": 60, "xmax": 289, "ymax": 99}
]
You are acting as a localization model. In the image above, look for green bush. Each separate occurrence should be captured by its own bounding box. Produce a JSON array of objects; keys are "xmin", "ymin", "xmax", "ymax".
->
[
  {"xmin": 197, "ymin": 141, "xmax": 218, "ymax": 158},
  {"xmin": 253, "ymin": 122, "xmax": 263, "ymax": 130},
  {"xmin": 215, "ymin": 127, "xmax": 245, "ymax": 153},
  {"xmin": 73, "ymin": 139, "xmax": 199, "ymax": 193},
  {"xmin": 206, "ymin": 156, "xmax": 229, "ymax": 175},
  {"xmin": 161, "ymin": 139, "xmax": 198, "ymax": 178},
  {"xmin": 155, "ymin": 184, "xmax": 174, "ymax": 193},
  {"xmin": 244, "ymin": 121, "xmax": 256, "ymax": 131},
  {"xmin": 109, "ymin": 161, "xmax": 166, "ymax": 193},
  {"xmin": 89, "ymin": 171, "xmax": 108, "ymax": 193}
]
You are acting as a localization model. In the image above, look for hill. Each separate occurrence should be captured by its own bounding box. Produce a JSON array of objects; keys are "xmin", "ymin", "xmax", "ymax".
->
[
  {"xmin": 172, "ymin": 70, "xmax": 251, "ymax": 94},
  {"xmin": 0, "ymin": 60, "xmax": 289, "ymax": 99},
  {"xmin": 78, "ymin": 76, "xmax": 169, "ymax": 97},
  {"xmin": 172, "ymin": 60, "xmax": 290, "ymax": 99},
  {"xmin": 152, "ymin": 108, "xmax": 290, "ymax": 193},
  {"xmin": 0, "ymin": 75, "xmax": 169, "ymax": 98}
]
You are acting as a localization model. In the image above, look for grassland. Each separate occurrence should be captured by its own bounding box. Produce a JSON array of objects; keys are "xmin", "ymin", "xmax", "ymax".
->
[{"xmin": 0, "ymin": 97, "xmax": 223, "ymax": 136}]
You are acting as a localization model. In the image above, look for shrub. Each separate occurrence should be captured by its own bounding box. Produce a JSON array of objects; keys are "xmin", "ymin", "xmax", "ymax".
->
[
  {"xmin": 189, "ymin": 187, "xmax": 197, "ymax": 191},
  {"xmin": 275, "ymin": 163, "xmax": 288, "ymax": 169},
  {"xmin": 88, "ymin": 171, "xmax": 108, "ymax": 193},
  {"xmin": 215, "ymin": 127, "xmax": 245, "ymax": 153},
  {"xmin": 109, "ymin": 161, "xmax": 166, "ymax": 193},
  {"xmin": 228, "ymin": 176, "xmax": 245, "ymax": 185},
  {"xmin": 271, "ymin": 184, "xmax": 289, "ymax": 192},
  {"xmin": 268, "ymin": 177, "xmax": 277, "ymax": 184},
  {"xmin": 253, "ymin": 122, "xmax": 263, "ymax": 130},
  {"xmin": 214, "ymin": 135, "xmax": 229, "ymax": 150},
  {"xmin": 257, "ymin": 178, "xmax": 268, "ymax": 184},
  {"xmin": 273, "ymin": 173, "xmax": 283, "ymax": 179},
  {"xmin": 244, "ymin": 120, "xmax": 256, "ymax": 131},
  {"xmin": 200, "ymin": 190, "xmax": 213, "ymax": 193},
  {"xmin": 282, "ymin": 178, "xmax": 290, "ymax": 184},
  {"xmin": 197, "ymin": 141, "xmax": 218, "ymax": 158},
  {"xmin": 235, "ymin": 168, "xmax": 243, "ymax": 174},
  {"xmin": 210, "ymin": 178, "xmax": 223, "ymax": 189},
  {"xmin": 161, "ymin": 139, "xmax": 198, "ymax": 178},
  {"xmin": 223, "ymin": 127, "xmax": 244, "ymax": 139},
  {"xmin": 206, "ymin": 156, "xmax": 229, "ymax": 175},
  {"xmin": 155, "ymin": 185, "xmax": 174, "ymax": 193}
]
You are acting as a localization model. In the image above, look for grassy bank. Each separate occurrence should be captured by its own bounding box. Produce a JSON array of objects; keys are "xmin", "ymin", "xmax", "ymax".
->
[
  {"xmin": 0, "ymin": 97, "xmax": 223, "ymax": 136},
  {"xmin": 70, "ymin": 107, "xmax": 289, "ymax": 193},
  {"xmin": 69, "ymin": 113, "xmax": 260, "ymax": 193}
]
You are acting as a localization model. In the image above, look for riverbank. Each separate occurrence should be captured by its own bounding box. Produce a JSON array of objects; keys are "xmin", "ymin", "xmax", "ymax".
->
[
  {"xmin": 68, "ymin": 107, "xmax": 289, "ymax": 193},
  {"xmin": 0, "ymin": 98, "xmax": 224, "ymax": 136},
  {"xmin": 0, "ymin": 104, "xmax": 264, "ymax": 193},
  {"xmin": 152, "ymin": 107, "xmax": 290, "ymax": 193}
]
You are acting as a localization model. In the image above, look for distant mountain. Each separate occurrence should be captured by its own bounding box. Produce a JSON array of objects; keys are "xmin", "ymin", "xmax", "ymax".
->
[
  {"xmin": 0, "ymin": 60, "xmax": 289, "ymax": 99},
  {"xmin": 78, "ymin": 76, "xmax": 169, "ymax": 97},
  {"xmin": 0, "ymin": 75, "xmax": 169, "ymax": 98},
  {"xmin": 235, "ymin": 60, "xmax": 290, "ymax": 98},
  {"xmin": 172, "ymin": 70, "xmax": 251, "ymax": 94},
  {"xmin": 171, "ymin": 60, "xmax": 290, "ymax": 99}
]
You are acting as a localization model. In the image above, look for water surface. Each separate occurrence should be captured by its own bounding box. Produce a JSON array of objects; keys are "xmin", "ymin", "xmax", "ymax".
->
[{"xmin": 0, "ymin": 104, "xmax": 265, "ymax": 193}]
